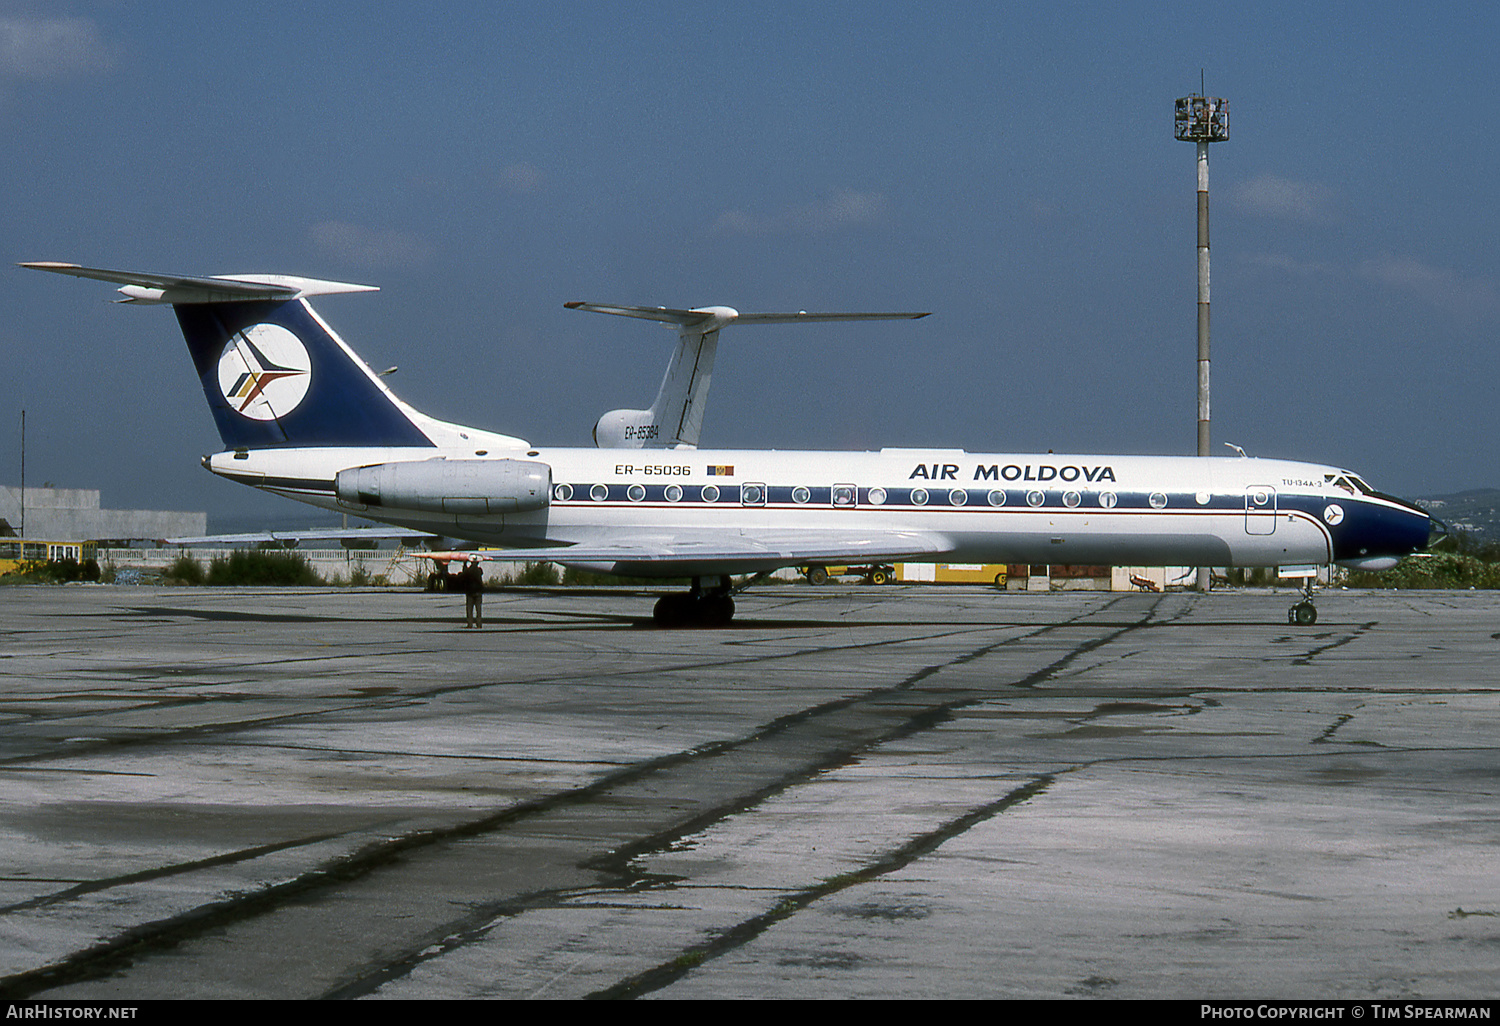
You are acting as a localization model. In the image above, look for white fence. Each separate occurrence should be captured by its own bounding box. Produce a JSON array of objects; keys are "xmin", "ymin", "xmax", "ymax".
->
[{"xmin": 98, "ymin": 547, "xmax": 429, "ymax": 585}]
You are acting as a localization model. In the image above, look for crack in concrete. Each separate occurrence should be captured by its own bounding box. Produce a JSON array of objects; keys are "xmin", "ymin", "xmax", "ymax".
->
[{"xmin": 1292, "ymin": 622, "xmax": 1377, "ymax": 666}]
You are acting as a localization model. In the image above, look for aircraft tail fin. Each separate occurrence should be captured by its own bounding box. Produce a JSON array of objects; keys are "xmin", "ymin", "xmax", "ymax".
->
[
  {"xmin": 567, "ymin": 303, "xmax": 929, "ymax": 449},
  {"xmin": 23, "ymin": 262, "xmax": 440, "ymax": 451}
]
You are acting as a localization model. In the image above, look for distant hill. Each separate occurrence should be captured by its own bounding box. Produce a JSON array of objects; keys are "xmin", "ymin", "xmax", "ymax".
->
[{"xmin": 1417, "ymin": 488, "xmax": 1500, "ymax": 539}]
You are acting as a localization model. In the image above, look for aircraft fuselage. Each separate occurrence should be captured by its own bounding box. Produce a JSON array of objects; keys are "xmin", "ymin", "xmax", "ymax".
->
[{"xmin": 205, "ymin": 445, "xmax": 1429, "ymax": 576}]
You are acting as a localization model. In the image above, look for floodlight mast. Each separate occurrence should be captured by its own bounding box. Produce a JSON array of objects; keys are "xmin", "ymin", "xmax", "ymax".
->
[{"xmin": 1175, "ymin": 90, "xmax": 1229, "ymax": 592}]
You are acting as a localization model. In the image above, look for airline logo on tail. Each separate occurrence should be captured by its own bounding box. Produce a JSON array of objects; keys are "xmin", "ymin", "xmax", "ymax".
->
[{"xmin": 217, "ymin": 324, "xmax": 311, "ymax": 421}]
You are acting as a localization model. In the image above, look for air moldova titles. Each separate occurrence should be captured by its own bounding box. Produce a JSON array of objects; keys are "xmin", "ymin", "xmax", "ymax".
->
[{"xmin": 908, "ymin": 463, "xmax": 1117, "ymax": 483}]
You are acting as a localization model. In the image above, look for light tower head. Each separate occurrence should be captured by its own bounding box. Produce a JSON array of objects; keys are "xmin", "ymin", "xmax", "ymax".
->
[{"xmin": 1174, "ymin": 95, "xmax": 1229, "ymax": 143}]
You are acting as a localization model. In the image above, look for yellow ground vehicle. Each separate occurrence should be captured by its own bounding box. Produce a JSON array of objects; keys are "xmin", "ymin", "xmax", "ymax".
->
[
  {"xmin": 800, "ymin": 564, "xmax": 896, "ymax": 585},
  {"xmin": 0, "ymin": 540, "xmax": 97, "ymax": 575},
  {"xmin": 896, "ymin": 563, "xmax": 1010, "ymax": 587}
]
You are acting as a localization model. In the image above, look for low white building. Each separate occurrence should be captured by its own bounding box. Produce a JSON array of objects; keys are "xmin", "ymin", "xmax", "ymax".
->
[{"xmin": 0, "ymin": 485, "xmax": 206, "ymax": 544}]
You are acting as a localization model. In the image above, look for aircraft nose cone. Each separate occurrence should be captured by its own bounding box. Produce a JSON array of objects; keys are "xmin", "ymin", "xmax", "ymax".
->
[
  {"xmin": 1333, "ymin": 495, "xmax": 1435, "ymax": 569},
  {"xmin": 1426, "ymin": 512, "xmax": 1450, "ymax": 551}
]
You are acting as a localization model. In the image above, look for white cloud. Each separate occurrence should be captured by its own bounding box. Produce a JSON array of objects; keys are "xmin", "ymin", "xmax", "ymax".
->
[
  {"xmin": 1231, "ymin": 174, "xmax": 1338, "ymax": 224},
  {"xmin": 496, "ymin": 162, "xmax": 543, "ymax": 194},
  {"xmin": 309, "ymin": 222, "xmax": 434, "ymax": 268},
  {"xmin": 1242, "ymin": 252, "xmax": 1337, "ymax": 279},
  {"xmin": 1357, "ymin": 253, "xmax": 1499, "ymax": 317},
  {"xmin": 713, "ymin": 189, "xmax": 890, "ymax": 236},
  {"xmin": 0, "ymin": 16, "xmax": 113, "ymax": 80},
  {"xmin": 1246, "ymin": 249, "xmax": 1499, "ymax": 320}
]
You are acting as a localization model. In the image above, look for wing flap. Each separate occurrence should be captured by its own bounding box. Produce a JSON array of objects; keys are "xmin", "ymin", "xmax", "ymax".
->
[
  {"xmin": 462, "ymin": 530, "xmax": 953, "ymax": 574},
  {"xmin": 165, "ymin": 527, "xmax": 437, "ymax": 545}
]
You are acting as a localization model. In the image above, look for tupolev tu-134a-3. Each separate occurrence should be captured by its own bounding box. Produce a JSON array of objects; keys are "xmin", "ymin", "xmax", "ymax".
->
[{"xmin": 22, "ymin": 262, "xmax": 1438, "ymax": 626}]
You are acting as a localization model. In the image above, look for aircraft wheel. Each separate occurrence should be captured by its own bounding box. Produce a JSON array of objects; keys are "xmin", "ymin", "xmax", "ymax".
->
[
  {"xmin": 870, "ymin": 570, "xmax": 889, "ymax": 585},
  {"xmin": 807, "ymin": 566, "xmax": 829, "ymax": 586},
  {"xmin": 654, "ymin": 594, "xmax": 695, "ymax": 627},
  {"xmin": 700, "ymin": 594, "xmax": 735, "ymax": 627},
  {"xmin": 994, "ymin": 573, "xmax": 1006, "ymax": 588},
  {"xmin": 1290, "ymin": 602, "xmax": 1317, "ymax": 626}
]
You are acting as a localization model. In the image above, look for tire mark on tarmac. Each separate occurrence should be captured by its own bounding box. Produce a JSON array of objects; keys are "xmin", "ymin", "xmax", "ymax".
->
[
  {"xmin": 1, "ymin": 597, "xmax": 1132, "ymax": 764},
  {"xmin": 326, "ymin": 597, "xmax": 1165, "ymax": 1000},
  {"xmin": 0, "ymin": 834, "xmax": 343, "ymax": 915},
  {"xmin": 587, "ymin": 774, "xmax": 1058, "ymax": 1000},
  {"xmin": 2, "ymin": 595, "xmax": 1163, "ymax": 1000}
]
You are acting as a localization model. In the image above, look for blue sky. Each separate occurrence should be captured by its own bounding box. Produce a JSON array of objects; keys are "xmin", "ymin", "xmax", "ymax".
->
[{"xmin": 3, "ymin": 1, "xmax": 1496, "ymax": 526}]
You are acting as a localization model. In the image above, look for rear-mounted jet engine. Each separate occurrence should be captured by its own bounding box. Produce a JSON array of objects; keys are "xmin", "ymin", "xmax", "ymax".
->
[{"xmin": 336, "ymin": 458, "xmax": 551, "ymax": 514}]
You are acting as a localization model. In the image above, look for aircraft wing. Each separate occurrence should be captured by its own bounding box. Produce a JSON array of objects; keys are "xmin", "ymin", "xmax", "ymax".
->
[
  {"xmin": 448, "ymin": 530, "xmax": 954, "ymax": 575},
  {"xmin": 164, "ymin": 527, "xmax": 439, "ymax": 546}
]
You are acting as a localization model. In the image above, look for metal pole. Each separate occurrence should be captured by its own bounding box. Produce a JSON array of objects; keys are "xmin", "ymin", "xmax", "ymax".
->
[
  {"xmin": 1197, "ymin": 141, "xmax": 1211, "ymax": 460},
  {"xmin": 1175, "ymin": 91, "xmax": 1226, "ymax": 594},
  {"xmin": 1196, "ymin": 143, "xmax": 1211, "ymax": 593}
]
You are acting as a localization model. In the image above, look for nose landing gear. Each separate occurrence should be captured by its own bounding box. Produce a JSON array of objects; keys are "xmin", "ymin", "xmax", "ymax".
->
[{"xmin": 1288, "ymin": 577, "xmax": 1318, "ymax": 625}]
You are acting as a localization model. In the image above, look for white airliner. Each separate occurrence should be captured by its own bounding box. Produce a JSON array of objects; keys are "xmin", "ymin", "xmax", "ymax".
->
[{"xmin": 22, "ymin": 262, "xmax": 1436, "ymax": 627}]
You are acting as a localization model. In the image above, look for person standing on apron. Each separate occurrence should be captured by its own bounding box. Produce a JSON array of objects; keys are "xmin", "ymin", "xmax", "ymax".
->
[{"xmin": 458, "ymin": 555, "xmax": 485, "ymax": 628}]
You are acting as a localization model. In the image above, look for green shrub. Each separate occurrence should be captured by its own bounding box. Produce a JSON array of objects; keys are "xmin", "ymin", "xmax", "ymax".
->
[
  {"xmin": 1345, "ymin": 553, "xmax": 1500, "ymax": 590},
  {"xmin": 206, "ymin": 550, "xmax": 321, "ymax": 586},
  {"xmin": 163, "ymin": 554, "xmax": 206, "ymax": 585},
  {"xmin": 1, "ymin": 557, "xmax": 103, "ymax": 584},
  {"xmin": 560, "ymin": 566, "xmax": 690, "ymax": 586},
  {"xmin": 509, "ymin": 561, "xmax": 560, "ymax": 586},
  {"xmin": 342, "ymin": 565, "xmax": 387, "ymax": 587}
]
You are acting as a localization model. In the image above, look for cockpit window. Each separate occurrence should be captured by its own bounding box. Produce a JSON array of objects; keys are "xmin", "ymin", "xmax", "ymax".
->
[{"xmin": 1326, "ymin": 473, "xmax": 1373, "ymax": 496}]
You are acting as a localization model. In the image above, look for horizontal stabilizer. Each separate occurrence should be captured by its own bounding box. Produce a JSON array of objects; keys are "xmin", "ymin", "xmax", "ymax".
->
[
  {"xmin": 21, "ymin": 262, "xmax": 378, "ymax": 305},
  {"xmin": 564, "ymin": 302, "xmax": 929, "ymax": 326}
]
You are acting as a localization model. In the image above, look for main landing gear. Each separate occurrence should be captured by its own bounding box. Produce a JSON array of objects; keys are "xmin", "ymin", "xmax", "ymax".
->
[
  {"xmin": 1288, "ymin": 577, "xmax": 1319, "ymax": 626},
  {"xmin": 653, "ymin": 576, "xmax": 736, "ymax": 627}
]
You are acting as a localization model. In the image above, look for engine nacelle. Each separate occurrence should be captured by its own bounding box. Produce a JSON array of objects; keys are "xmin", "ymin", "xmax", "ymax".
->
[
  {"xmin": 336, "ymin": 458, "xmax": 551, "ymax": 514},
  {"xmin": 594, "ymin": 408, "xmax": 660, "ymax": 448}
]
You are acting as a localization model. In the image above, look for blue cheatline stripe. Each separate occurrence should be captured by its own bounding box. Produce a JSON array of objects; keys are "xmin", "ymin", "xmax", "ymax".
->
[
  {"xmin": 221, "ymin": 472, "xmax": 335, "ymax": 493},
  {"xmin": 553, "ymin": 483, "xmax": 1327, "ymax": 514}
]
